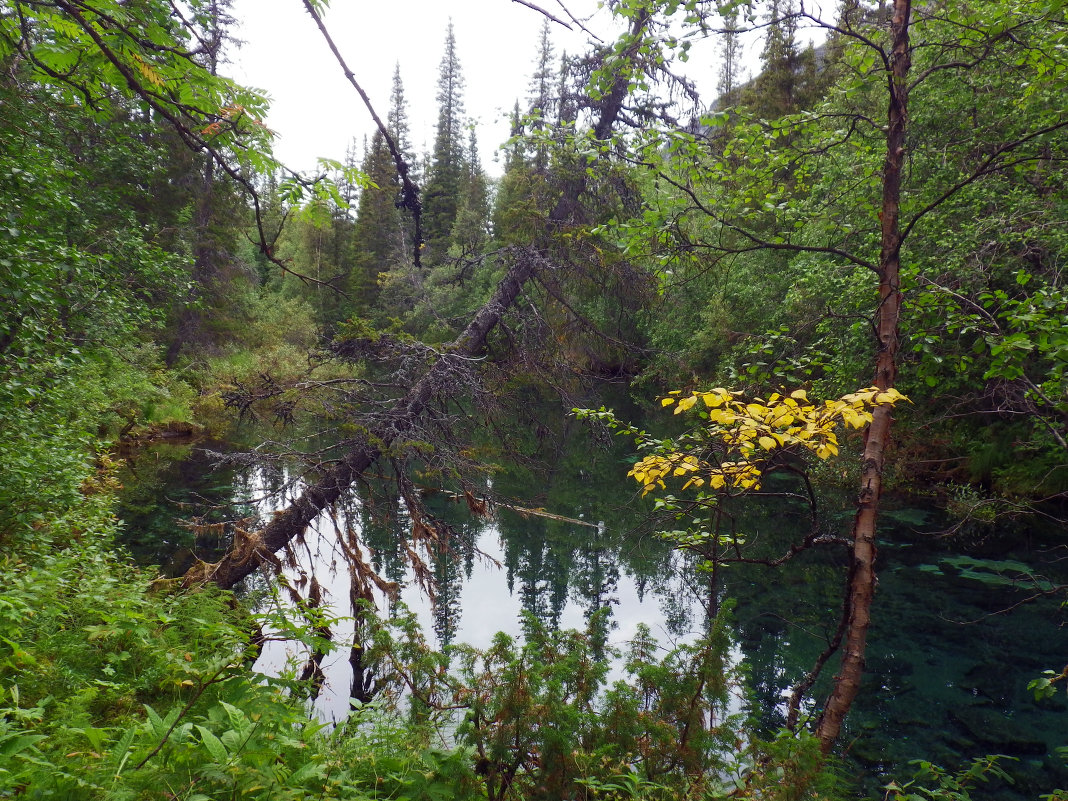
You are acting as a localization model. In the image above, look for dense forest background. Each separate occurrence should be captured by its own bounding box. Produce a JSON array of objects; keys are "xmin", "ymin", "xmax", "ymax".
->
[{"xmin": 1, "ymin": 0, "xmax": 1066, "ymax": 798}]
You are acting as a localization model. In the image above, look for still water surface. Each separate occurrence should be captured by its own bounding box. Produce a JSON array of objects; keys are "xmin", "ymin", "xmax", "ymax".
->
[{"xmin": 115, "ymin": 425, "xmax": 1068, "ymax": 798}]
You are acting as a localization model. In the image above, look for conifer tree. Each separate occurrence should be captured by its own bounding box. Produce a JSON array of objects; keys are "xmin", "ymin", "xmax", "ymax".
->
[
  {"xmin": 528, "ymin": 20, "xmax": 556, "ymax": 172},
  {"xmin": 316, "ymin": 138, "xmax": 360, "ymax": 327},
  {"xmin": 745, "ymin": 0, "xmax": 800, "ymax": 117},
  {"xmin": 451, "ymin": 128, "xmax": 490, "ymax": 261},
  {"xmin": 338, "ymin": 137, "xmax": 362, "ymax": 212},
  {"xmin": 422, "ymin": 22, "xmax": 468, "ymax": 261},
  {"xmin": 386, "ymin": 63, "xmax": 416, "ymax": 260},
  {"xmin": 503, "ymin": 100, "xmax": 526, "ymax": 173},
  {"xmin": 493, "ymin": 101, "xmax": 531, "ymax": 245},
  {"xmin": 350, "ymin": 67, "xmax": 416, "ymax": 322},
  {"xmin": 494, "ymin": 32, "xmax": 568, "ymax": 246},
  {"xmin": 350, "ymin": 128, "xmax": 404, "ymax": 316},
  {"xmin": 556, "ymin": 52, "xmax": 577, "ymax": 128},
  {"xmin": 717, "ymin": 5, "xmax": 743, "ymax": 101},
  {"xmin": 387, "ymin": 63, "xmax": 414, "ymax": 174},
  {"xmin": 528, "ymin": 20, "xmax": 555, "ymax": 118},
  {"xmin": 166, "ymin": 0, "xmax": 247, "ymax": 363},
  {"xmin": 362, "ymin": 66, "xmax": 418, "ymax": 320}
]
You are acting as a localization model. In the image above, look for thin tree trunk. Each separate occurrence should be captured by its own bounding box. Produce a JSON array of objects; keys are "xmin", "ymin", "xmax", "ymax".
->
[{"xmin": 816, "ymin": 0, "xmax": 911, "ymax": 753}]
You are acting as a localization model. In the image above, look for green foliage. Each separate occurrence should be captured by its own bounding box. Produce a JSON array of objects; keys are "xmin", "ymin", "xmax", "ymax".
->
[
  {"xmin": 453, "ymin": 617, "xmax": 614, "ymax": 799},
  {"xmin": 724, "ymin": 729, "xmax": 848, "ymax": 800},
  {"xmin": 0, "ymin": 344, "xmax": 195, "ymax": 543},
  {"xmin": 883, "ymin": 756, "xmax": 1016, "ymax": 801},
  {"xmin": 2, "ymin": 1, "xmax": 1065, "ymax": 799},
  {"xmin": 0, "ymin": 0, "xmax": 272, "ymax": 159},
  {"xmin": 423, "ymin": 21, "xmax": 469, "ymax": 260},
  {"xmin": 0, "ymin": 532, "xmax": 477, "ymax": 800},
  {"xmin": 0, "ymin": 38, "xmax": 220, "ymax": 544},
  {"xmin": 1029, "ymin": 667, "xmax": 1068, "ymax": 702},
  {"xmin": 355, "ymin": 601, "xmax": 753, "ymax": 800},
  {"xmin": 348, "ymin": 129, "xmax": 406, "ymax": 316},
  {"xmin": 576, "ymin": 771, "xmax": 675, "ymax": 800},
  {"xmin": 609, "ymin": 0, "xmax": 1068, "ymax": 503}
]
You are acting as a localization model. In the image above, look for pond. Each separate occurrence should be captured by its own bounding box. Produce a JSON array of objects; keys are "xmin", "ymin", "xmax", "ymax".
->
[{"xmin": 114, "ymin": 417, "xmax": 1068, "ymax": 799}]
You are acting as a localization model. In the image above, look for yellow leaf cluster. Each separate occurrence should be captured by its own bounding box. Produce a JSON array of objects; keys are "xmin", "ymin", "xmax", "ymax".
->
[
  {"xmin": 634, "ymin": 386, "xmax": 907, "ymax": 497},
  {"xmin": 129, "ymin": 52, "xmax": 165, "ymax": 89}
]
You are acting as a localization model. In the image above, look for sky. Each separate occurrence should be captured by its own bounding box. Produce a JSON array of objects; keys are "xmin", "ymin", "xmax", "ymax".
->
[
  {"xmin": 225, "ymin": 1, "xmax": 830, "ymax": 179},
  {"xmin": 228, "ymin": 0, "xmax": 615, "ymax": 177}
]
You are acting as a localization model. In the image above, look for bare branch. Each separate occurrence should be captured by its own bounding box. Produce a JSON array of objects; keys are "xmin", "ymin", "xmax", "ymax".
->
[
  {"xmin": 298, "ymin": 0, "xmax": 424, "ymax": 267},
  {"xmin": 554, "ymin": 0, "xmax": 603, "ymax": 42},
  {"xmin": 633, "ymin": 157, "xmax": 880, "ymax": 273},
  {"xmin": 511, "ymin": 0, "xmax": 571, "ymax": 30},
  {"xmin": 901, "ymin": 119, "xmax": 1068, "ymax": 245}
]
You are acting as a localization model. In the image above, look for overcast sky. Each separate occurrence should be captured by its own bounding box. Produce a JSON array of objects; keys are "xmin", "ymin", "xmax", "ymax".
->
[
  {"xmin": 228, "ymin": 0, "xmax": 614, "ymax": 177},
  {"xmin": 225, "ymin": 1, "xmax": 830, "ymax": 179}
]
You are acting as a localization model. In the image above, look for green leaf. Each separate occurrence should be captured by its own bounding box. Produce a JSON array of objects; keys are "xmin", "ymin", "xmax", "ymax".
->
[
  {"xmin": 0, "ymin": 733, "xmax": 46, "ymax": 759},
  {"xmin": 289, "ymin": 760, "xmax": 328, "ymax": 784},
  {"xmin": 143, "ymin": 704, "xmax": 167, "ymax": 738},
  {"xmin": 196, "ymin": 725, "xmax": 229, "ymax": 765}
]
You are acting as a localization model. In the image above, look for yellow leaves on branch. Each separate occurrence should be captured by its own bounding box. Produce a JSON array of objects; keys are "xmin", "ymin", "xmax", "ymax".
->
[
  {"xmin": 633, "ymin": 386, "xmax": 907, "ymax": 496},
  {"xmin": 129, "ymin": 52, "xmax": 165, "ymax": 89}
]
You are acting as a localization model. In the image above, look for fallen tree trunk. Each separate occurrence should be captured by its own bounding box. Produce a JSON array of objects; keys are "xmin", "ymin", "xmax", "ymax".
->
[
  {"xmin": 184, "ymin": 251, "xmax": 538, "ymax": 589},
  {"xmin": 184, "ymin": 7, "xmax": 653, "ymax": 591}
]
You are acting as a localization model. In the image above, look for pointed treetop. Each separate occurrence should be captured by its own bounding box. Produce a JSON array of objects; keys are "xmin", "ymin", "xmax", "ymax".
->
[
  {"xmin": 436, "ymin": 20, "xmax": 466, "ymax": 121},
  {"xmin": 466, "ymin": 125, "xmax": 483, "ymax": 177},
  {"xmin": 503, "ymin": 99, "xmax": 526, "ymax": 172},
  {"xmin": 422, "ymin": 20, "xmax": 470, "ymax": 255},
  {"xmin": 387, "ymin": 62, "xmax": 412, "ymax": 165},
  {"xmin": 528, "ymin": 19, "xmax": 556, "ymax": 123},
  {"xmin": 556, "ymin": 51, "xmax": 576, "ymax": 126}
]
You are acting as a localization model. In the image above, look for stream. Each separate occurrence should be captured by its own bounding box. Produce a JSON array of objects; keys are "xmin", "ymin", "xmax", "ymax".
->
[{"xmin": 114, "ymin": 419, "xmax": 1068, "ymax": 799}]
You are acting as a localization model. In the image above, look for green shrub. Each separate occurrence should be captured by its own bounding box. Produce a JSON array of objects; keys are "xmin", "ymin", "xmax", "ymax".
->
[{"xmin": 0, "ymin": 536, "xmax": 471, "ymax": 800}]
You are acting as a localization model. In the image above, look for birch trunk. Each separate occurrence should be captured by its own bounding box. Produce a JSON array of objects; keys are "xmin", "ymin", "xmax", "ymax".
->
[{"xmin": 816, "ymin": 0, "xmax": 911, "ymax": 753}]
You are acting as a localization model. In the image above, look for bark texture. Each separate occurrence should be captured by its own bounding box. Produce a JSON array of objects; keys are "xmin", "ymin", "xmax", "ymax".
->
[{"xmin": 816, "ymin": 0, "xmax": 911, "ymax": 753}]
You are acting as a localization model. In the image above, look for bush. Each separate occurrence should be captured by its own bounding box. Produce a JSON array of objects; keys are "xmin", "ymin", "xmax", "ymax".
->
[{"xmin": 0, "ymin": 535, "xmax": 468, "ymax": 800}]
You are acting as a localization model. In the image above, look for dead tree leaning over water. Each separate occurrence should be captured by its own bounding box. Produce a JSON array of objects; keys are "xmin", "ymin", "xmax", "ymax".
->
[{"xmin": 183, "ymin": 6, "xmax": 655, "ymax": 592}]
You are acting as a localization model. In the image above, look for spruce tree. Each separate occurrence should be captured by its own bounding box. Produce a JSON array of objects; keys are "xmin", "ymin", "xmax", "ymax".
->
[
  {"xmin": 362, "ymin": 65, "xmax": 418, "ymax": 321},
  {"xmin": 349, "ymin": 128, "xmax": 404, "ymax": 316},
  {"xmin": 338, "ymin": 137, "xmax": 362, "ymax": 212},
  {"xmin": 422, "ymin": 22, "xmax": 467, "ymax": 261},
  {"xmin": 451, "ymin": 128, "xmax": 490, "ymax": 261},
  {"xmin": 528, "ymin": 20, "xmax": 555, "ymax": 119},
  {"xmin": 744, "ymin": 0, "xmax": 800, "ymax": 117},
  {"xmin": 387, "ymin": 62, "xmax": 414, "ymax": 174},
  {"xmin": 313, "ymin": 139, "xmax": 359, "ymax": 330},
  {"xmin": 527, "ymin": 20, "xmax": 555, "ymax": 172},
  {"xmin": 386, "ymin": 63, "xmax": 416, "ymax": 258},
  {"xmin": 717, "ymin": 5, "xmax": 743, "ymax": 102},
  {"xmin": 556, "ymin": 52, "xmax": 576, "ymax": 128},
  {"xmin": 167, "ymin": 0, "xmax": 246, "ymax": 363},
  {"xmin": 493, "ymin": 101, "xmax": 531, "ymax": 244}
]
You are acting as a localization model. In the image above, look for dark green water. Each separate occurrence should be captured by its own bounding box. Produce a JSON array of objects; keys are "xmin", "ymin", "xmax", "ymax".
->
[{"xmin": 114, "ymin": 423, "xmax": 1068, "ymax": 798}]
